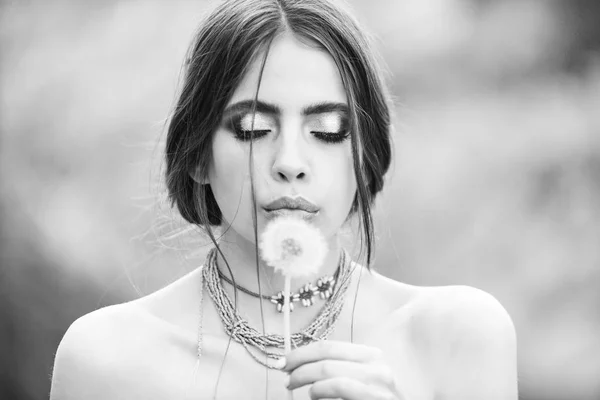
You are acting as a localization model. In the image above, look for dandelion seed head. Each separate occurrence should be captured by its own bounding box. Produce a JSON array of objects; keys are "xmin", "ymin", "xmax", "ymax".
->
[{"xmin": 259, "ymin": 216, "xmax": 327, "ymax": 278}]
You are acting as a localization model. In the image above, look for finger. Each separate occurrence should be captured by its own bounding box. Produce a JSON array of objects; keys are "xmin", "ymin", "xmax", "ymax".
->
[
  {"xmin": 288, "ymin": 359, "xmax": 372, "ymax": 390},
  {"xmin": 284, "ymin": 340, "xmax": 382, "ymax": 372},
  {"xmin": 308, "ymin": 377, "xmax": 391, "ymax": 400}
]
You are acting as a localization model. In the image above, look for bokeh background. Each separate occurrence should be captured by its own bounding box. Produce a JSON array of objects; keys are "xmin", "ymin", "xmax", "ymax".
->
[{"xmin": 1, "ymin": 0, "xmax": 599, "ymax": 399}]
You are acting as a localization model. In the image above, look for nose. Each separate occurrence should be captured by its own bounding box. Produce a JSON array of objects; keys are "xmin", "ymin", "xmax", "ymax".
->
[{"xmin": 271, "ymin": 133, "xmax": 309, "ymax": 183}]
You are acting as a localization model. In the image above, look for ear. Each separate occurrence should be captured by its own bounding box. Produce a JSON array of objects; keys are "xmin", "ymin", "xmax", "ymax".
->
[{"xmin": 189, "ymin": 164, "xmax": 209, "ymax": 185}]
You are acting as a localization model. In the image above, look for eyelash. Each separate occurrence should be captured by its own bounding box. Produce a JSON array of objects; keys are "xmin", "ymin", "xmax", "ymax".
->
[
  {"xmin": 234, "ymin": 129, "xmax": 270, "ymax": 141},
  {"xmin": 311, "ymin": 131, "xmax": 350, "ymax": 144},
  {"xmin": 234, "ymin": 129, "xmax": 349, "ymax": 144}
]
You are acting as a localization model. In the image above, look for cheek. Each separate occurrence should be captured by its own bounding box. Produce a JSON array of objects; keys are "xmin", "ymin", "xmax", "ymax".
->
[
  {"xmin": 341, "ymin": 149, "xmax": 358, "ymax": 214},
  {"xmin": 344, "ymin": 157, "xmax": 358, "ymax": 203},
  {"xmin": 208, "ymin": 136, "xmax": 250, "ymax": 213},
  {"xmin": 343, "ymin": 143, "xmax": 357, "ymax": 187},
  {"xmin": 322, "ymin": 148, "xmax": 357, "ymax": 202},
  {"xmin": 210, "ymin": 141, "xmax": 244, "ymax": 181}
]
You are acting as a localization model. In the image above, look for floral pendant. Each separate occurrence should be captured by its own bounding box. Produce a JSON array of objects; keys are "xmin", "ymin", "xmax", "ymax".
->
[
  {"xmin": 268, "ymin": 275, "xmax": 337, "ymax": 312},
  {"xmin": 298, "ymin": 283, "xmax": 317, "ymax": 307},
  {"xmin": 270, "ymin": 291, "xmax": 299, "ymax": 313},
  {"xmin": 316, "ymin": 276, "xmax": 336, "ymax": 299}
]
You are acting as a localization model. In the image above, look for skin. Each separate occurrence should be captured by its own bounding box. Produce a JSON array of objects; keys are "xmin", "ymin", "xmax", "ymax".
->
[{"xmin": 49, "ymin": 33, "xmax": 518, "ymax": 400}]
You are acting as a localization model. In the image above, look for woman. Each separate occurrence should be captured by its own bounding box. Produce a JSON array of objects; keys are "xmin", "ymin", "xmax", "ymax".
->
[{"xmin": 50, "ymin": 0, "xmax": 518, "ymax": 399}]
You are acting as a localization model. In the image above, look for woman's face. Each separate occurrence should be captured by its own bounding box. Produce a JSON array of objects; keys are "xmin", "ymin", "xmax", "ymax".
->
[{"xmin": 206, "ymin": 33, "xmax": 356, "ymax": 246}]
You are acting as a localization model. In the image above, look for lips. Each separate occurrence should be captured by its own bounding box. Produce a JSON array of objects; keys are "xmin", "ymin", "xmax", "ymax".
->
[{"xmin": 264, "ymin": 196, "xmax": 319, "ymax": 213}]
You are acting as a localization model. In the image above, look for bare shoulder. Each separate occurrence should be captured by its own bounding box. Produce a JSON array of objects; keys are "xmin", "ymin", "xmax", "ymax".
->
[
  {"xmin": 356, "ymin": 271, "xmax": 517, "ymax": 398},
  {"xmin": 49, "ymin": 302, "xmax": 157, "ymax": 400},
  {"xmin": 412, "ymin": 285, "xmax": 518, "ymax": 399},
  {"xmin": 50, "ymin": 268, "xmax": 205, "ymax": 400},
  {"xmin": 355, "ymin": 268, "xmax": 421, "ymax": 312},
  {"xmin": 352, "ymin": 268, "xmax": 516, "ymax": 345},
  {"xmin": 358, "ymin": 271, "xmax": 516, "ymax": 345},
  {"xmin": 415, "ymin": 285, "xmax": 516, "ymax": 336}
]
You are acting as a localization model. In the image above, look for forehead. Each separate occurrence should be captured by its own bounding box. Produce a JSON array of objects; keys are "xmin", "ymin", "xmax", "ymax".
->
[{"xmin": 228, "ymin": 33, "xmax": 347, "ymax": 109}]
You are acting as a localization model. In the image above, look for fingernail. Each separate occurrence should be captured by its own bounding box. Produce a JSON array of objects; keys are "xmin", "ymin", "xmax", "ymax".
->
[{"xmin": 274, "ymin": 357, "xmax": 286, "ymax": 370}]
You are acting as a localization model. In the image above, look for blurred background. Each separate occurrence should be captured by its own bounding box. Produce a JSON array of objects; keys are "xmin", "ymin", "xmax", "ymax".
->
[{"xmin": 1, "ymin": 0, "xmax": 599, "ymax": 399}]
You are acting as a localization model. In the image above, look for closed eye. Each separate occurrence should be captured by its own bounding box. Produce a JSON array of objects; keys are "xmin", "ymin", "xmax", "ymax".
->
[
  {"xmin": 234, "ymin": 129, "xmax": 270, "ymax": 141},
  {"xmin": 311, "ymin": 130, "xmax": 350, "ymax": 144},
  {"xmin": 308, "ymin": 112, "xmax": 349, "ymax": 144},
  {"xmin": 225, "ymin": 112, "xmax": 275, "ymax": 142}
]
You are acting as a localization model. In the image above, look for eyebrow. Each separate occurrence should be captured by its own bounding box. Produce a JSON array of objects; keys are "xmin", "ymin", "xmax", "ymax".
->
[{"xmin": 223, "ymin": 100, "xmax": 349, "ymax": 117}]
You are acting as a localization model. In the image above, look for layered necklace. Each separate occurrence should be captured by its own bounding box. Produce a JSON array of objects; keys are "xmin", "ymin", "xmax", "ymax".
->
[
  {"xmin": 200, "ymin": 247, "xmax": 354, "ymax": 369},
  {"xmin": 217, "ymin": 258, "xmax": 341, "ymax": 313}
]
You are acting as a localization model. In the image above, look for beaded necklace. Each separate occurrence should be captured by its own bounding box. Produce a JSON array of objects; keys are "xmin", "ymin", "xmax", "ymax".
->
[
  {"xmin": 198, "ymin": 247, "xmax": 353, "ymax": 369},
  {"xmin": 217, "ymin": 261, "xmax": 340, "ymax": 312}
]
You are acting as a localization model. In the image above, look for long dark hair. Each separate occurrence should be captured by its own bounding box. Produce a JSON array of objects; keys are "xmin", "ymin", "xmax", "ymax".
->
[{"xmin": 165, "ymin": 0, "xmax": 392, "ymax": 268}]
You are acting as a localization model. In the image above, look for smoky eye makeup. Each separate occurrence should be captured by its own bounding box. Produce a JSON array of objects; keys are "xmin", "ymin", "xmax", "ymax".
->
[
  {"xmin": 224, "ymin": 112, "xmax": 275, "ymax": 141},
  {"xmin": 309, "ymin": 112, "xmax": 350, "ymax": 144},
  {"xmin": 221, "ymin": 105, "xmax": 350, "ymax": 144}
]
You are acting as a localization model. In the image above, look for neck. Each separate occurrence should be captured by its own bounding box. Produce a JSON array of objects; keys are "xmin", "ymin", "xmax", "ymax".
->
[{"xmin": 209, "ymin": 228, "xmax": 344, "ymax": 332}]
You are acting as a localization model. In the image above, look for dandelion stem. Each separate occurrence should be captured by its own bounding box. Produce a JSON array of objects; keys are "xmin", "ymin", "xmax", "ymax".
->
[{"xmin": 283, "ymin": 276, "xmax": 293, "ymax": 400}]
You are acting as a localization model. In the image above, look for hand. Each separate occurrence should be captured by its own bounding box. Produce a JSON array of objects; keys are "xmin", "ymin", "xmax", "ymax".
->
[{"xmin": 282, "ymin": 340, "xmax": 403, "ymax": 400}]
